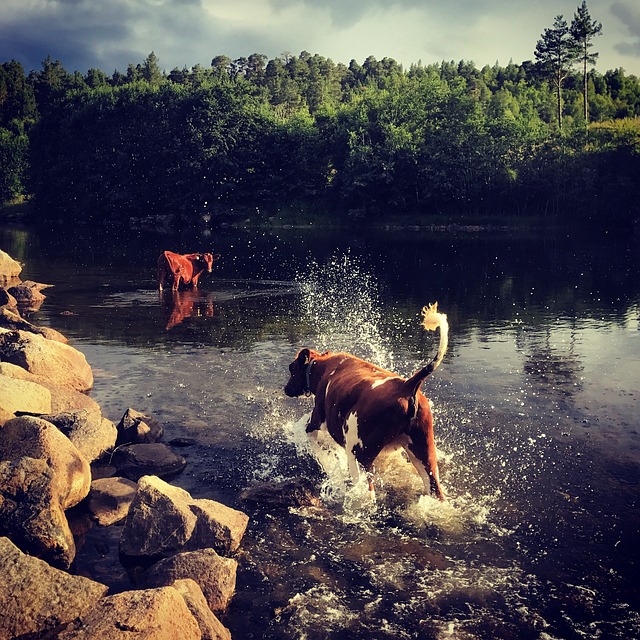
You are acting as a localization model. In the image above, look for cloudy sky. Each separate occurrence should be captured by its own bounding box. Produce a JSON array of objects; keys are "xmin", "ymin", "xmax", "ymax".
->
[{"xmin": 1, "ymin": 0, "xmax": 639, "ymax": 77}]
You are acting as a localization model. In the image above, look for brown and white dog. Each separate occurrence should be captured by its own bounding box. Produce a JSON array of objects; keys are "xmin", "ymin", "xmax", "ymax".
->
[{"xmin": 284, "ymin": 303, "xmax": 449, "ymax": 501}]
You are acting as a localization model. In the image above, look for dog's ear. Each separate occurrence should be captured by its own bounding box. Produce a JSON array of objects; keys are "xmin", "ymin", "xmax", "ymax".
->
[{"xmin": 297, "ymin": 348, "xmax": 311, "ymax": 365}]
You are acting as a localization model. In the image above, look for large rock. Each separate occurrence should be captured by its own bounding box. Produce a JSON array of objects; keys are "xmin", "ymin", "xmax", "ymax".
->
[
  {"xmin": 120, "ymin": 475, "xmax": 249, "ymax": 560},
  {"xmin": 0, "ymin": 415, "xmax": 91, "ymax": 509},
  {"xmin": 0, "ymin": 306, "xmax": 68, "ymax": 342},
  {"xmin": 0, "ymin": 536, "xmax": 108, "ymax": 640},
  {"xmin": 0, "ymin": 373, "xmax": 52, "ymax": 417},
  {"xmin": 173, "ymin": 578, "xmax": 232, "ymax": 640},
  {"xmin": 0, "ymin": 250, "xmax": 21, "ymax": 286},
  {"xmin": 0, "ymin": 457, "xmax": 77, "ymax": 568},
  {"xmin": 112, "ymin": 443, "xmax": 187, "ymax": 481},
  {"xmin": 120, "ymin": 476, "xmax": 198, "ymax": 559},
  {"xmin": 56, "ymin": 586, "xmax": 203, "ymax": 639},
  {"xmin": 38, "ymin": 408, "xmax": 117, "ymax": 463},
  {"xmin": 140, "ymin": 549, "xmax": 238, "ymax": 615},
  {"xmin": 88, "ymin": 477, "xmax": 138, "ymax": 526},
  {"xmin": 0, "ymin": 327, "xmax": 93, "ymax": 392},
  {"xmin": 0, "ymin": 361, "xmax": 101, "ymax": 413}
]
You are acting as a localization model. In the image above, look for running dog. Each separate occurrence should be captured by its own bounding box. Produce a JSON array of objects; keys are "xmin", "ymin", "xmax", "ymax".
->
[{"xmin": 284, "ymin": 303, "xmax": 448, "ymax": 501}]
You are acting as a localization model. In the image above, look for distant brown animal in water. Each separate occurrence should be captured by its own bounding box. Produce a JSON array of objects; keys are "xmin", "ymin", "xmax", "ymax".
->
[
  {"xmin": 284, "ymin": 303, "xmax": 449, "ymax": 501},
  {"xmin": 157, "ymin": 251, "xmax": 221, "ymax": 291}
]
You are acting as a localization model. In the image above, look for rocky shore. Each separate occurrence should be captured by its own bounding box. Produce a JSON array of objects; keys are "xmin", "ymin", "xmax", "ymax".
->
[{"xmin": 0, "ymin": 249, "xmax": 249, "ymax": 640}]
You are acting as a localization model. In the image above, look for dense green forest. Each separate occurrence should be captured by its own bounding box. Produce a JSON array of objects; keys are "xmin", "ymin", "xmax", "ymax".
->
[{"xmin": 1, "ymin": 14, "xmax": 640, "ymax": 227}]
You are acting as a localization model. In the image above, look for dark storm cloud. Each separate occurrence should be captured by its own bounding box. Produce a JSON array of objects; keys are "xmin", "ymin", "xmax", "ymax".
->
[
  {"xmin": 0, "ymin": 0, "xmax": 210, "ymax": 73},
  {"xmin": 0, "ymin": 0, "xmax": 638, "ymax": 77},
  {"xmin": 611, "ymin": 2, "xmax": 640, "ymax": 59}
]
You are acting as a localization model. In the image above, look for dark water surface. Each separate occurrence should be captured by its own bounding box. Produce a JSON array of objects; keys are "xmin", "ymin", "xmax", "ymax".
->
[{"xmin": 2, "ymin": 221, "xmax": 639, "ymax": 639}]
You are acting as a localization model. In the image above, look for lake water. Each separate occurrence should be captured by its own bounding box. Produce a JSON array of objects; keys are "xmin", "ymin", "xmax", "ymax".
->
[{"xmin": 1, "ymin": 220, "xmax": 639, "ymax": 639}]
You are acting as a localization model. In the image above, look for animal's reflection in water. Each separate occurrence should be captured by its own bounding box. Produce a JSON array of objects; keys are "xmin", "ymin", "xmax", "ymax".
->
[{"xmin": 160, "ymin": 289, "xmax": 215, "ymax": 330}]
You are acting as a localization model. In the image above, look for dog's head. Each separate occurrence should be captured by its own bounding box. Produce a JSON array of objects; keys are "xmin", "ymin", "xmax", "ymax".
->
[{"xmin": 284, "ymin": 347, "xmax": 320, "ymax": 397}]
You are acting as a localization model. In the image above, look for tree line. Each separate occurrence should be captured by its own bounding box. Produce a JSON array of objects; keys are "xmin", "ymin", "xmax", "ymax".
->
[{"xmin": 1, "ymin": 3, "xmax": 639, "ymax": 227}]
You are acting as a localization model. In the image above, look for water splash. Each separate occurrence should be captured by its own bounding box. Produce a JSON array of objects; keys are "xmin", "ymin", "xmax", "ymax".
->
[{"xmin": 297, "ymin": 251, "xmax": 395, "ymax": 370}]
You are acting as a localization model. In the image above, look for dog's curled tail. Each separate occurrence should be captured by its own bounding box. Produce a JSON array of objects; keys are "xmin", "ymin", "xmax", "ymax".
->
[
  {"xmin": 402, "ymin": 302, "xmax": 450, "ymax": 401},
  {"xmin": 421, "ymin": 302, "xmax": 449, "ymax": 372}
]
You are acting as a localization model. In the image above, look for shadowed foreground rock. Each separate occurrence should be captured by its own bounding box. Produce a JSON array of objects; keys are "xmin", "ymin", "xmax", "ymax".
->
[
  {"xmin": 0, "ymin": 415, "xmax": 91, "ymax": 509},
  {"xmin": 173, "ymin": 578, "xmax": 232, "ymax": 640},
  {"xmin": 56, "ymin": 585, "xmax": 203, "ymax": 639},
  {"xmin": 240, "ymin": 477, "xmax": 321, "ymax": 508},
  {"xmin": 0, "ymin": 416, "xmax": 92, "ymax": 567},
  {"xmin": 0, "ymin": 536, "xmax": 108, "ymax": 640},
  {"xmin": 0, "ymin": 457, "xmax": 77, "ymax": 569}
]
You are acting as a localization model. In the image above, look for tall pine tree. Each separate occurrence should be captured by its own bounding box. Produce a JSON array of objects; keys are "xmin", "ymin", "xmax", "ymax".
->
[
  {"xmin": 570, "ymin": 1, "xmax": 602, "ymax": 122},
  {"xmin": 535, "ymin": 15, "xmax": 578, "ymax": 130}
]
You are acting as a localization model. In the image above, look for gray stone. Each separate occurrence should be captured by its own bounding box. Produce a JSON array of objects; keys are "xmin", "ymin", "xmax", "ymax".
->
[
  {"xmin": 111, "ymin": 442, "xmax": 187, "ymax": 481},
  {"xmin": 0, "ymin": 415, "xmax": 91, "ymax": 509}
]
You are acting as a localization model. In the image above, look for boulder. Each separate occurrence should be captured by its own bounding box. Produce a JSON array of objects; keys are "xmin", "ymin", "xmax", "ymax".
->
[
  {"xmin": 120, "ymin": 475, "xmax": 249, "ymax": 560},
  {"xmin": 0, "ymin": 250, "xmax": 21, "ymax": 286},
  {"xmin": 140, "ymin": 549, "xmax": 238, "ymax": 615},
  {"xmin": 116, "ymin": 407, "xmax": 165, "ymax": 445},
  {"xmin": 0, "ymin": 373, "xmax": 52, "ymax": 417},
  {"xmin": 0, "ymin": 327, "xmax": 93, "ymax": 392},
  {"xmin": 111, "ymin": 443, "xmax": 187, "ymax": 481},
  {"xmin": 0, "ymin": 415, "xmax": 91, "ymax": 509},
  {"xmin": 0, "ymin": 457, "xmax": 77, "ymax": 569},
  {"xmin": 0, "ymin": 361, "xmax": 101, "ymax": 413},
  {"xmin": 88, "ymin": 477, "xmax": 138, "ymax": 526},
  {"xmin": 56, "ymin": 586, "xmax": 202, "ymax": 639},
  {"xmin": 38, "ymin": 409, "xmax": 117, "ymax": 463},
  {"xmin": 0, "ymin": 306, "xmax": 68, "ymax": 342},
  {"xmin": 120, "ymin": 476, "xmax": 198, "ymax": 559},
  {"xmin": 0, "ymin": 536, "xmax": 108, "ymax": 640},
  {"xmin": 172, "ymin": 578, "xmax": 232, "ymax": 640},
  {"xmin": 190, "ymin": 498, "xmax": 252, "ymax": 556}
]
